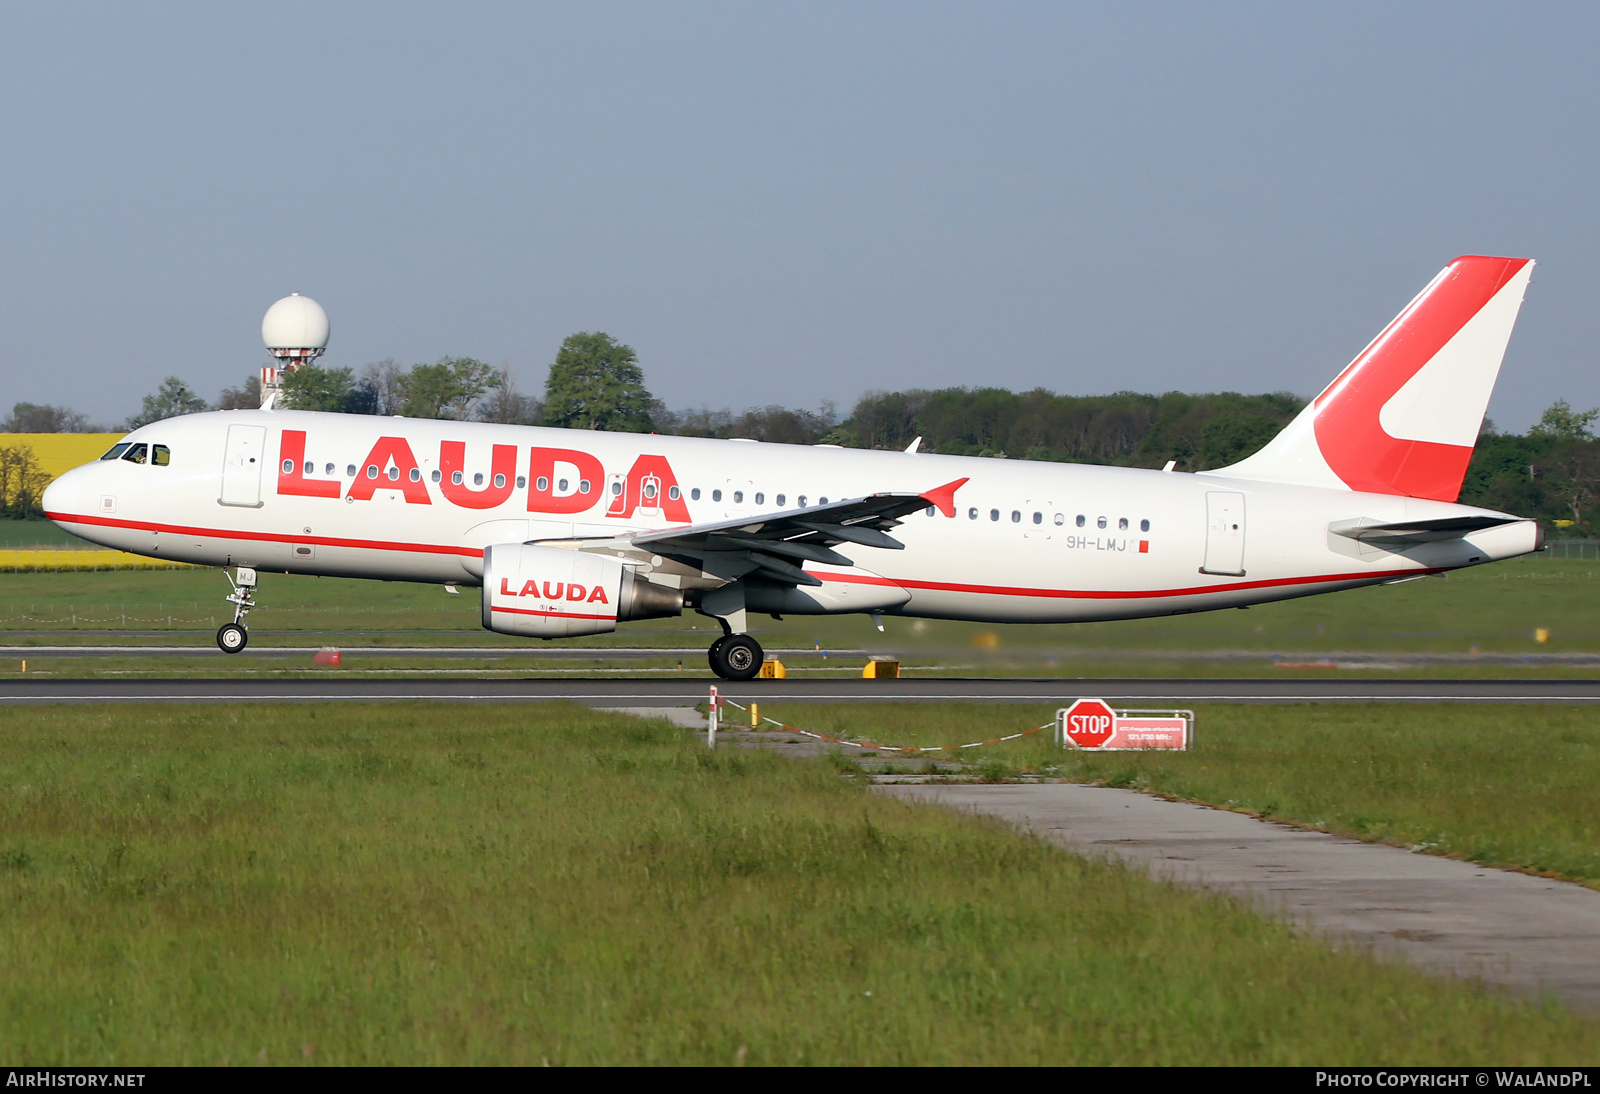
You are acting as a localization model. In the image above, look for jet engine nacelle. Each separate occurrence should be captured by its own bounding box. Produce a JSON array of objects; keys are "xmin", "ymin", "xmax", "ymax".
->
[{"xmin": 481, "ymin": 542, "xmax": 683, "ymax": 638}]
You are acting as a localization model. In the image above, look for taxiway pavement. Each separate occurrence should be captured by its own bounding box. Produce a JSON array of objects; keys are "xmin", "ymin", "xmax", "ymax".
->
[{"xmin": 5, "ymin": 677, "xmax": 1600, "ymax": 704}]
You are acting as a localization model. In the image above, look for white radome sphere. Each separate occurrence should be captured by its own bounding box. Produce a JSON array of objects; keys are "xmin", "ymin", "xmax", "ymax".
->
[{"xmin": 262, "ymin": 292, "xmax": 330, "ymax": 351}]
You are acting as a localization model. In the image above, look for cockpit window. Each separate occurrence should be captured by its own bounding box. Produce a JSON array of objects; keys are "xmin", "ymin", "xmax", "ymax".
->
[
  {"xmin": 120, "ymin": 444, "xmax": 149, "ymax": 465},
  {"xmin": 99, "ymin": 443, "xmax": 131, "ymax": 461},
  {"xmin": 152, "ymin": 445, "xmax": 171, "ymax": 467}
]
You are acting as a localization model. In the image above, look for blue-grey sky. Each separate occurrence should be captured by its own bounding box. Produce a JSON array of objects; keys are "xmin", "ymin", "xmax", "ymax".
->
[{"xmin": 2, "ymin": 2, "xmax": 1596, "ymax": 430}]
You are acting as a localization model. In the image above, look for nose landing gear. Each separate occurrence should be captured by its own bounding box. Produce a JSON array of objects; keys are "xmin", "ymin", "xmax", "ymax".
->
[
  {"xmin": 708, "ymin": 633, "xmax": 763, "ymax": 681},
  {"xmin": 217, "ymin": 566, "xmax": 257, "ymax": 654}
]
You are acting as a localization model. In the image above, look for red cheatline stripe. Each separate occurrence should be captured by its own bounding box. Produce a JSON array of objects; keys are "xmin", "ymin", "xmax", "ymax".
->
[
  {"xmin": 490, "ymin": 605, "xmax": 617, "ymax": 621},
  {"xmin": 810, "ymin": 565, "xmax": 1449, "ymax": 601},
  {"xmin": 51, "ymin": 508, "xmax": 1453, "ymax": 602},
  {"xmin": 48, "ymin": 510, "xmax": 481, "ymax": 558}
]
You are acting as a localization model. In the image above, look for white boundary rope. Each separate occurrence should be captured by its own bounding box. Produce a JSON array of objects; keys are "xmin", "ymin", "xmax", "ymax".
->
[{"xmin": 713, "ymin": 692, "xmax": 1051, "ymax": 753}]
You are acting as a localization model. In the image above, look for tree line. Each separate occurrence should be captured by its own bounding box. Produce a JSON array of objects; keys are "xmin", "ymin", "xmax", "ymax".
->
[{"xmin": 8, "ymin": 329, "xmax": 1600, "ymax": 534}]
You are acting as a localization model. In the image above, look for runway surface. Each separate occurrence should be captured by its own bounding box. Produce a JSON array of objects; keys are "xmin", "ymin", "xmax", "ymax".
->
[
  {"xmin": 880, "ymin": 783, "xmax": 1600, "ymax": 1010},
  {"xmin": 6, "ymin": 677, "xmax": 1600, "ymax": 704}
]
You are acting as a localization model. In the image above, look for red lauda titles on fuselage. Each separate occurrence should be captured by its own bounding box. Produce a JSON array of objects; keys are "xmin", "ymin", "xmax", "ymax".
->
[
  {"xmin": 276, "ymin": 431, "xmax": 691, "ymax": 520},
  {"xmin": 498, "ymin": 577, "xmax": 610, "ymax": 606}
]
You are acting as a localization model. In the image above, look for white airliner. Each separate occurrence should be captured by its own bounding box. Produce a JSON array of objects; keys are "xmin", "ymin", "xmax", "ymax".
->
[{"xmin": 44, "ymin": 255, "xmax": 1542, "ymax": 680}]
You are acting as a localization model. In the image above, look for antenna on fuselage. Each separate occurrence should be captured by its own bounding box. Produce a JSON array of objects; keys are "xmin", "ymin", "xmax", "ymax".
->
[{"xmin": 259, "ymin": 292, "xmax": 330, "ymax": 410}]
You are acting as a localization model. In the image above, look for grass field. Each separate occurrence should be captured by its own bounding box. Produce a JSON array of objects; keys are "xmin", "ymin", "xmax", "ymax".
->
[
  {"xmin": 2, "ymin": 555, "xmax": 1599, "ymax": 656},
  {"xmin": 762, "ymin": 702, "xmax": 1600, "ymax": 888},
  {"xmin": 0, "ymin": 702, "xmax": 1593, "ymax": 1065}
]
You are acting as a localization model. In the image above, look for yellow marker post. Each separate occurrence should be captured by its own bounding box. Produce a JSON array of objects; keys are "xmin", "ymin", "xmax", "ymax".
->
[{"xmin": 750, "ymin": 703, "xmax": 759, "ymax": 728}]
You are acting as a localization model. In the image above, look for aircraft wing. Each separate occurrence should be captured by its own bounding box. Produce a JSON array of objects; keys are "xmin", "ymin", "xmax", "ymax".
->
[{"xmin": 605, "ymin": 477, "xmax": 968, "ymax": 587}]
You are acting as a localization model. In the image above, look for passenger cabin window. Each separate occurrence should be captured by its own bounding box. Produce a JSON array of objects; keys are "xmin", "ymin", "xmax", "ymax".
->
[
  {"xmin": 303, "ymin": 461, "xmax": 314, "ymax": 475},
  {"xmin": 409, "ymin": 468, "xmax": 421, "ymax": 482},
  {"xmin": 100, "ymin": 443, "xmax": 131, "ymax": 461},
  {"xmin": 775, "ymin": 493, "xmax": 784, "ymax": 506},
  {"xmin": 121, "ymin": 444, "xmax": 148, "ymax": 464},
  {"xmin": 1118, "ymin": 517, "xmax": 1129, "ymax": 530},
  {"xmin": 1032, "ymin": 512, "xmax": 1041, "ymax": 524},
  {"xmin": 493, "ymin": 473, "xmax": 506, "ymax": 489},
  {"xmin": 968, "ymin": 507, "xmax": 978, "ymax": 520},
  {"xmin": 516, "ymin": 476, "xmax": 526, "ymax": 488},
  {"xmin": 152, "ymin": 445, "xmax": 170, "ymax": 467},
  {"xmin": 753, "ymin": 492, "xmax": 763, "ymax": 504},
  {"xmin": 611, "ymin": 481, "xmax": 623, "ymax": 496},
  {"xmin": 367, "ymin": 465, "xmax": 379, "ymax": 479},
  {"xmin": 579, "ymin": 479, "xmax": 591, "ymax": 494},
  {"xmin": 989, "ymin": 509, "xmax": 999, "ymax": 522},
  {"xmin": 347, "ymin": 464, "xmax": 357, "ymax": 477},
  {"xmin": 1141, "ymin": 519, "xmax": 1150, "ymax": 532},
  {"xmin": 669, "ymin": 485, "xmax": 681, "ymax": 501},
  {"xmin": 558, "ymin": 478, "xmax": 569, "ymax": 492},
  {"xmin": 451, "ymin": 471, "xmax": 463, "ymax": 485},
  {"xmin": 733, "ymin": 491, "xmax": 743, "ymax": 503},
  {"xmin": 644, "ymin": 482, "xmax": 657, "ymax": 500},
  {"xmin": 431, "ymin": 470, "xmax": 442, "ymax": 482},
  {"xmin": 691, "ymin": 487, "xmax": 701, "ymax": 500},
  {"xmin": 1075, "ymin": 514, "xmax": 1085, "ymax": 527},
  {"xmin": 473, "ymin": 473, "xmax": 484, "ymax": 486},
  {"xmin": 325, "ymin": 463, "xmax": 335, "ymax": 475},
  {"xmin": 1011, "ymin": 510, "xmax": 1021, "ymax": 523},
  {"xmin": 798, "ymin": 495, "xmax": 807, "ymax": 507},
  {"xmin": 1097, "ymin": 516, "xmax": 1107, "ymax": 529},
  {"xmin": 1054, "ymin": 513, "xmax": 1064, "ymax": 526},
  {"xmin": 712, "ymin": 489, "xmax": 722, "ymax": 502},
  {"xmin": 536, "ymin": 476, "xmax": 549, "ymax": 491},
  {"xmin": 819, "ymin": 497, "xmax": 828, "ymax": 504}
]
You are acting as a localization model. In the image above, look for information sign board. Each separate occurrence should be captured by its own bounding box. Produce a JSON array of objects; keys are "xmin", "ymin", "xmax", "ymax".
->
[{"xmin": 1056, "ymin": 699, "xmax": 1191, "ymax": 750}]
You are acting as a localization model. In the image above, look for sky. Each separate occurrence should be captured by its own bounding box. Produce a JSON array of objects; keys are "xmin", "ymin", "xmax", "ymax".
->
[{"xmin": 1, "ymin": 2, "xmax": 1597, "ymax": 431}]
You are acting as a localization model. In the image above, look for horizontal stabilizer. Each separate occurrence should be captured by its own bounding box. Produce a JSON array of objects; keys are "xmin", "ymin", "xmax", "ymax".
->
[{"xmin": 1329, "ymin": 515, "xmax": 1520, "ymax": 544}]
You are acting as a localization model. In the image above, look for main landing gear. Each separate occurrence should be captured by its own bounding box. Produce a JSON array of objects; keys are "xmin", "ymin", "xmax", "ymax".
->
[
  {"xmin": 707, "ymin": 633, "xmax": 764, "ymax": 681},
  {"xmin": 217, "ymin": 566, "xmax": 257, "ymax": 654}
]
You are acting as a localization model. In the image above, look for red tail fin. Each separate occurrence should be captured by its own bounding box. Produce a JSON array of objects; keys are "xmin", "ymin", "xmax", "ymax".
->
[{"xmin": 1213, "ymin": 256, "xmax": 1534, "ymax": 501}]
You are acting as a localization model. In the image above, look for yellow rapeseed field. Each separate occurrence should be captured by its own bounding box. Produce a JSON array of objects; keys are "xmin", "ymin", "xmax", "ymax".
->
[
  {"xmin": 0, "ymin": 548, "xmax": 194, "ymax": 572},
  {"xmin": 0, "ymin": 433, "xmax": 122, "ymax": 482}
]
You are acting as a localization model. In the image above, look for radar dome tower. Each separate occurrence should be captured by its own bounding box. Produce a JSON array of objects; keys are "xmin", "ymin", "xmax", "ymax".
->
[{"xmin": 260, "ymin": 292, "xmax": 330, "ymax": 410}]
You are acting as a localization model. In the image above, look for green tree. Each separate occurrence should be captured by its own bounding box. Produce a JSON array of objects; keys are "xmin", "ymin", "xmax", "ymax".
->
[
  {"xmin": 128, "ymin": 377, "xmax": 207, "ymax": 429},
  {"xmin": 1529, "ymin": 399, "xmax": 1599, "ymax": 441},
  {"xmin": 475, "ymin": 363, "xmax": 544, "ymax": 424},
  {"xmin": 1198, "ymin": 412, "xmax": 1284, "ymax": 468},
  {"xmin": 397, "ymin": 357, "xmax": 500, "ymax": 420},
  {"xmin": 542, "ymin": 332, "xmax": 655, "ymax": 432},
  {"xmin": 214, "ymin": 374, "xmax": 262, "ymax": 411},
  {"xmin": 0, "ymin": 444, "xmax": 49, "ymax": 517},
  {"xmin": 282, "ymin": 365, "xmax": 355, "ymax": 412},
  {"xmin": 4, "ymin": 402, "xmax": 91, "ymax": 432}
]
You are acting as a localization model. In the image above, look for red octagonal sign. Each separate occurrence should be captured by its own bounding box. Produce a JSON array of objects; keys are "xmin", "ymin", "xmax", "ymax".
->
[{"xmin": 1062, "ymin": 698, "xmax": 1117, "ymax": 749}]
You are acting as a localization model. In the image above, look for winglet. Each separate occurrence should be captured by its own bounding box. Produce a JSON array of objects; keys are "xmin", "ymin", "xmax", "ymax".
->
[{"xmin": 919, "ymin": 477, "xmax": 969, "ymax": 517}]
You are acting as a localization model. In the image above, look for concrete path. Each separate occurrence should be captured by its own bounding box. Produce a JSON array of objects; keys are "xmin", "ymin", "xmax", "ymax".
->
[{"xmin": 876, "ymin": 783, "xmax": 1600, "ymax": 1011}]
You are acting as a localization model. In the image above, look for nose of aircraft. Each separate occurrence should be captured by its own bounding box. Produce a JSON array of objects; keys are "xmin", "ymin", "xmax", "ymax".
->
[{"xmin": 42, "ymin": 463, "xmax": 91, "ymax": 524}]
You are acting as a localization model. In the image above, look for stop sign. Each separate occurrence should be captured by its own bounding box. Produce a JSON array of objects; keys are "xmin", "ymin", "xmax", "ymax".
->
[{"xmin": 1062, "ymin": 698, "xmax": 1117, "ymax": 748}]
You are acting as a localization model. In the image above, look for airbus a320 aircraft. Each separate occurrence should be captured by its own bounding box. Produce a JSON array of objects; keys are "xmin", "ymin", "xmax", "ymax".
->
[{"xmin": 43, "ymin": 255, "xmax": 1542, "ymax": 680}]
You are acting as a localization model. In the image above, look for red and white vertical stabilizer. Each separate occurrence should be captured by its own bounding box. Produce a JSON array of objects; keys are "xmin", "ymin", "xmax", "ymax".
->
[{"xmin": 1210, "ymin": 255, "xmax": 1534, "ymax": 502}]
